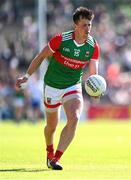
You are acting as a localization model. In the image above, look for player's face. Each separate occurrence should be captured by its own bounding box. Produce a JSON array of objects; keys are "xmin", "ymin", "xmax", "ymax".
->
[{"xmin": 75, "ymin": 18, "xmax": 92, "ymax": 36}]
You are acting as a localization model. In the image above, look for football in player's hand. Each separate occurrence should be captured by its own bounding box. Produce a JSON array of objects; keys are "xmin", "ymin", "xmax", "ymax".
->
[{"xmin": 85, "ymin": 74, "xmax": 107, "ymax": 97}]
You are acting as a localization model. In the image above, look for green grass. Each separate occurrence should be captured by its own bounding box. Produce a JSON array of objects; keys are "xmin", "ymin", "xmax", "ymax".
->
[{"xmin": 0, "ymin": 120, "xmax": 131, "ymax": 180}]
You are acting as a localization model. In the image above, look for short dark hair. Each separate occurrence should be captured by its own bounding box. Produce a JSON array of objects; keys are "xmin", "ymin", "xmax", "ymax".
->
[{"xmin": 73, "ymin": 7, "xmax": 94, "ymax": 24}]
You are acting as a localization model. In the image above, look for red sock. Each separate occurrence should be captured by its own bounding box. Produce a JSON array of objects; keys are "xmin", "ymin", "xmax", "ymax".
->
[
  {"xmin": 46, "ymin": 144, "xmax": 54, "ymax": 160},
  {"xmin": 53, "ymin": 150, "xmax": 63, "ymax": 162}
]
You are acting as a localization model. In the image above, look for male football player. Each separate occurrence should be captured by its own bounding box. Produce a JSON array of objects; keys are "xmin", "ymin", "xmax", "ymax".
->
[{"xmin": 15, "ymin": 7, "xmax": 100, "ymax": 170}]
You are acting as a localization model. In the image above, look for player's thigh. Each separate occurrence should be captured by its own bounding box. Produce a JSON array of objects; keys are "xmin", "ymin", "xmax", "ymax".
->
[{"xmin": 63, "ymin": 98, "xmax": 83, "ymax": 122}]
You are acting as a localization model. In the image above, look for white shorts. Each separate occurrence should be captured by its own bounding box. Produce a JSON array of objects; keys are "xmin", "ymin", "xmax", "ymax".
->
[{"xmin": 44, "ymin": 83, "xmax": 83, "ymax": 112}]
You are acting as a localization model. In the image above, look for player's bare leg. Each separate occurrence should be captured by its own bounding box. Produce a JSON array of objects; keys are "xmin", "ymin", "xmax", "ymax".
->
[
  {"xmin": 57, "ymin": 98, "xmax": 83, "ymax": 152},
  {"xmin": 44, "ymin": 110, "xmax": 59, "ymax": 146},
  {"xmin": 50, "ymin": 98, "xmax": 83, "ymax": 169},
  {"xmin": 44, "ymin": 109, "xmax": 64, "ymax": 170},
  {"xmin": 46, "ymin": 98, "xmax": 82, "ymax": 170},
  {"xmin": 44, "ymin": 110, "xmax": 59, "ymax": 167}
]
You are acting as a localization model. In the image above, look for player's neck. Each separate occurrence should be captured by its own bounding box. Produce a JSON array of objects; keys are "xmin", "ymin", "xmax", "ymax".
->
[{"xmin": 74, "ymin": 31, "xmax": 87, "ymax": 44}]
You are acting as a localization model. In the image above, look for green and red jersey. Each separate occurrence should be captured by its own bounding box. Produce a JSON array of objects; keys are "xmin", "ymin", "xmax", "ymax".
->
[{"xmin": 44, "ymin": 30, "xmax": 100, "ymax": 89}]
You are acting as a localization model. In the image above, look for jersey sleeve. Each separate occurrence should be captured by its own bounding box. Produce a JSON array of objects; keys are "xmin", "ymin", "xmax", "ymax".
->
[
  {"xmin": 48, "ymin": 33, "xmax": 62, "ymax": 53},
  {"xmin": 90, "ymin": 42, "xmax": 100, "ymax": 60}
]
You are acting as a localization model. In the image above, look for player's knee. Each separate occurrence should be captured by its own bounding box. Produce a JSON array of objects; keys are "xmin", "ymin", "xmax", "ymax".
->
[
  {"xmin": 69, "ymin": 111, "xmax": 80, "ymax": 121},
  {"xmin": 67, "ymin": 113, "xmax": 79, "ymax": 127},
  {"xmin": 45, "ymin": 125, "xmax": 57, "ymax": 133}
]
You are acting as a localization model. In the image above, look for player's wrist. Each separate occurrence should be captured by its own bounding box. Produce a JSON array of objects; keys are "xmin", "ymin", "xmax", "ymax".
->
[{"xmin": 24, "ymin": 73, "xmax": 30, "ymax": 79}]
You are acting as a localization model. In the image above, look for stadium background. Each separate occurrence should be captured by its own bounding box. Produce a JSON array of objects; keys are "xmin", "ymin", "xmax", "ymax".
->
[{"xmin": 0, "ymin": 0, "xmax": 131, "ymax": 122}]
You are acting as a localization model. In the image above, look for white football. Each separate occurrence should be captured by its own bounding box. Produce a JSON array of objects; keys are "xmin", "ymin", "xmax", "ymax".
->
[{"xmin": 85, "ymin": 74, "xmax": 107, "ymax": 97}]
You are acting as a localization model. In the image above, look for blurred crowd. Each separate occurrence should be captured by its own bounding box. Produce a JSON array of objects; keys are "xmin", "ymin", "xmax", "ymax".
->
[{"xmin": 0, "ymin": 0, "xmax": 131, "ymax": 121}]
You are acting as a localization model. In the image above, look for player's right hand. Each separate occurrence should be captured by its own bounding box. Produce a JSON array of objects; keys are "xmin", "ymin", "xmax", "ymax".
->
[{"xmin": 15, "ymin": 74, "xmax": 29, "ymax": 91}]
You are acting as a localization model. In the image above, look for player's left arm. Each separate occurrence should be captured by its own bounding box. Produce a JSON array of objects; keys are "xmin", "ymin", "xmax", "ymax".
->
[
  {"xmin": 89, "ymin": 42, "xmax": 100, "ymax": 75},
  {"xmin": 89, "ymin": 42, "xmax": 101, "ymax": 99}
]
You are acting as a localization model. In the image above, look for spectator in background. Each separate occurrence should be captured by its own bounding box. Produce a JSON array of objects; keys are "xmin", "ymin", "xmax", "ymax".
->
[
  {"xmin": 25, "ymin": 73, "xmax": 43, "ymax": 123},
  {"xmin": 13, "ymin": 91, "xmax": 25, "ymax": 122}
]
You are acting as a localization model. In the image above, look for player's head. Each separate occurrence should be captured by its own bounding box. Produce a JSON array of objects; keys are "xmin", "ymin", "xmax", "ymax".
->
[
  {"xmin": 73, "ymin": 7, "xmax": 94, "ymax": 24},
  {"xmin": 73, "ymin": 7, "xmax": 94, "ymax": 35}
]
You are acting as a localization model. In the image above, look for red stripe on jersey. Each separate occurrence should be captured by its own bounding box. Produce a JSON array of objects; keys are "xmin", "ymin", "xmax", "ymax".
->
[
  {"xmin": 53, "ymin": 52, "xmax": 88, "ymax": 69},
  {"xmin": 48, "ymin": 33, "xmax": 62, "ymax": 52},
  {"xmin": 62, "ymin": 90, "xmax": 81, "ymax": 98},
  {"xmin": 44, "ymin": 101, "xmax": 61, "ymax": 108},
  {"xmin": 90, "ymin": 42, "xmax": 100, "ymax": 60}
]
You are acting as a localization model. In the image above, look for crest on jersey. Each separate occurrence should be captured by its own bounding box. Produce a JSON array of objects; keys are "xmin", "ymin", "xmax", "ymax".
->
[
  {"xmin": 47, "ymin": 97, "xmax": 51, "ymax": 104},
  {"xmin": 85, "ymin": 51, "xmax": 89, "ymax": 57}
]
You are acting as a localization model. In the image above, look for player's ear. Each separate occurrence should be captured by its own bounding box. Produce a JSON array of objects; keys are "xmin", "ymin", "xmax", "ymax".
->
[{"xmin": 73, "ymin": 23, "xmax": 77, "ymax": 30}]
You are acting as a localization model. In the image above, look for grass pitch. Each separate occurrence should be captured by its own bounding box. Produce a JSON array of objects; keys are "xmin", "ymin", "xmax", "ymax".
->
[{"xmin": 0, "ymin": 120, "xmax": 131, "ymax": 180}]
